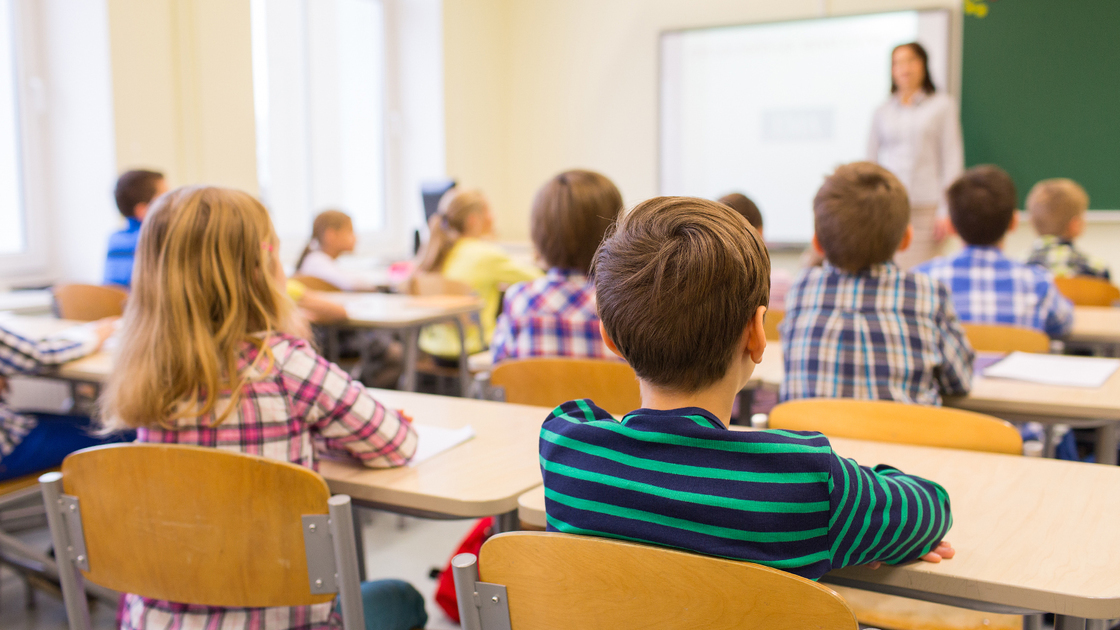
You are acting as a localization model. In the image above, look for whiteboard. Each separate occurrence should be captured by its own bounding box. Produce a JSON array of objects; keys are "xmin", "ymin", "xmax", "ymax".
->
[{"xmin": 660, "ymin": 10, "xmax": 951, "ymax": 244}]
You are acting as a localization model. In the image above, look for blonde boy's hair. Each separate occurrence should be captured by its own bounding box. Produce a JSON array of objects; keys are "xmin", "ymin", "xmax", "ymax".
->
[
  {"xmin": 1027, "ymin": 178, "xmax": 1089, "ymax": 237},
  {"xmin": 99, "ymin": 186, "xmax": 303, "ymax": 430}
]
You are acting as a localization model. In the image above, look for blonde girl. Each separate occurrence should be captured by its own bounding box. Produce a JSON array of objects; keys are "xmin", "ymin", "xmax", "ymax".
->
[
  {"xmin": 296, "ymin": 209, "xmax": 378, "ymax": 291},
  {"xmin": 100, "ymin": 186, "xmax": 427, "ymax": 630},
  {"xmin": 414, "ymin": 187, "xmax": 542, "ymax": 360}
]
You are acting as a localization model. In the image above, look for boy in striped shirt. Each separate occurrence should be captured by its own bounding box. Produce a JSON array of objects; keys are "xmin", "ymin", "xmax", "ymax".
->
[{"xmin": 539, "ymin": 196, "xmax": 954, "ymax": 579}]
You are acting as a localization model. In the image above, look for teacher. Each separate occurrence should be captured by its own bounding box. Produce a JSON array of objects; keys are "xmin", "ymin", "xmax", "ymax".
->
[{"xmin": 867, "ymin": 42, "xmax": 963, "ymax": 269}]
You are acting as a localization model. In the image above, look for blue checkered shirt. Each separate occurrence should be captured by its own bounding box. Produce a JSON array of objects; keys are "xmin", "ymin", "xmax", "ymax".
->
[
  {"xmin": 779, "ymin": 262, "xmax": 974, "ymax": 405},
  {"xmin": 914, "ymin": 246, "xmax": 1074, "ymax": 339}
]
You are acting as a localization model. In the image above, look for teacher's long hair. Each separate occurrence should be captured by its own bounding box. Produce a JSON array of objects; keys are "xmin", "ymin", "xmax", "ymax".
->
[{"xmin": 890, "ymin": 42, "xmax": 936, "ymax": 94}]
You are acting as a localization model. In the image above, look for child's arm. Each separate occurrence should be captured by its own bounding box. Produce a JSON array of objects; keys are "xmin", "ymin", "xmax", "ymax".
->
[
  {"xmin": 279, "ymin": 340, "xmax": 418, "ymax": 467},
  {"xmin": 0, "ymin": 319, "xmax": 114, "ymax": 375},
  {"xmin": 827, "ymin": 451, "xmax": 953, "ymax": 571},
  {"xmin": 934, "ymin": 286, "xmax": 974, "ymax": 396},
  {"xmin": 486, "ymin": 251, "xmax": 544, "ymax": 286}
]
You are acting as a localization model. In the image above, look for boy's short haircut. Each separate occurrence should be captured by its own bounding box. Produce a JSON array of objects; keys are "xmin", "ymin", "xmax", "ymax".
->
[
  {"xmin": 813, "ymin": 162, "xmax": 910, "ymax": 272},
  {"xmin": 1026, "ymin": 178, "xmax": 1089, "ymax": 237},
  {"xmin": 531, "ymin": 170, "xmax": 623, "ymax": 273},
  {"xmin": 592, "ymin": 197, "xmax": 770, "ymax": 392},
  {"xmin": 115, "ymin": 170, "xmax": 165, "ymax": 219},
  {"xmin": 718, "ymin": 193, "xmax": 763, "ymax": 232},
  {"xmin": 947, "ymin": 165, "xmax": 1018, "ymax": 246}
]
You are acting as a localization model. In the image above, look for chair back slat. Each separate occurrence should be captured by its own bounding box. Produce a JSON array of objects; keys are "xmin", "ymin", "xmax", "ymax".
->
[
  {"xmin": 478, "ymin": 532, "xmax": 858, "ymax": 630},
  {"xmin": 490, "ymin": 358, "xmax": 640, "ymax": 416},
  {"xmin": 769, "ymin": 399, "xmax": 1022, "ymax": 455},
  {"xmin": 60, "ymin": 443, "xmax": 335, "ymax": 607},
  {"xmin": 764, "ymin": 309, "xmax": 784, "ymax": 341},
  {"xmin": 52, "ymin": 284, "xmax": 127, "ymax": 321},
  {"xmin": 1054, "ymin": 276, "xmax": 1120, "ymax": 307},
  {"xmin": 962, "ymin": 323, "xmax": 1050, "ymax": 353}
]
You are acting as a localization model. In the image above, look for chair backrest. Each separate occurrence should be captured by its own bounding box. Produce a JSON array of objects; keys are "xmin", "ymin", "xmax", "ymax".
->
[
  {"xmin": 48, "ymin": 443, "xmax": 344, "ymax": 608},
  {"xmin": 1054, "ymin": 275, "xmax": 1120, "ymax": 306},
  {"xmin": 52, "ymin": 284, "xmax": 127, "ymax": 321},
  {"xmin": 962, "ymin": 323, "xmax": 1050, "ymax": 353},
  {"xmin": 291, "ymin": 274, "xmax": 342, "ymax": 292},
  {"xmin": 405, "ymin": 271, "xmax": 474, "ymax": 297},
  {"xmin": 455, "ymin": 531, "xmax": 858, "ymax": 630},
  {"xmin": 764, "ymin": 309, "xmax": 784, "ymax": 341},
  {"xmin": 490, "ymin": 358, "xmax": 641, "ymax": 416},
  {"xmin": 769, "ymin": 399, "xmax": 1022, "ymax": 455}
]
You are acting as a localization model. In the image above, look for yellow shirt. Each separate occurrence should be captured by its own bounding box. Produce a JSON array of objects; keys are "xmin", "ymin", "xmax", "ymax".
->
[{"xmin": 419, "ymin": 238, "xmax": 543, "ymax": 358}]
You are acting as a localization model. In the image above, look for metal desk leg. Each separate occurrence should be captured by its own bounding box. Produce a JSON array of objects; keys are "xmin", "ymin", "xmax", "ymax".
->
[
  {"xmin": 491, "ymin": 510, "xmax": 519, "ymax": 534},
  {"xmin": 1054, "ymin": 616, "xmax": 1110, "ymax": 630},
  {"xmin": 1096, "ymin": 422, "xmax": 1118, "ymax": 465},
  {"xmin": 326, "ymin": 326, "xmax": 341, "ymax": 363},
  {"xmin": 1023, "ymin": 614, "xmax": 1043, "ymax": 630},
  {"xmin": 453, "ymin": 317, "xmax": 471, "ymax": 397},
  {"xmin": 401, "ymin": 326, "xmax": 419, "ymax": 392},
  {"xmin": 352, "ymin": 506, "xmax": 367, "ymax": 581}
]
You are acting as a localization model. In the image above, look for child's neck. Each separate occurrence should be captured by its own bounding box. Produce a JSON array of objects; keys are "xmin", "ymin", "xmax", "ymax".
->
[{"xmin": 638, "ymin": 377, "xmax": 742, "ymax": 427}]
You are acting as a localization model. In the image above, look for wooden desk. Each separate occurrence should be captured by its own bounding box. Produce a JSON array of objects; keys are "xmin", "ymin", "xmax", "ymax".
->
[
  {"xmin": 518, "ymin": 437, "xmax": 1120, "ymax": 623},
  {"xmin": 320, "ymin": 389, "xmax": 544, "ymax": 530},
  {"xmin": 1069, "ymin": 306, "xmax": 1120, "ymax": 351},
  {"xmin": 0, "ymin": 290, "xmax": 53, "ymax": 315},
  {"xmin": 322, "ymin": 293, "xmax": 484, "ymax": 393},
  {"xmin": 0, "ymin": 315, "xmax": 82, "ymax": 340}
]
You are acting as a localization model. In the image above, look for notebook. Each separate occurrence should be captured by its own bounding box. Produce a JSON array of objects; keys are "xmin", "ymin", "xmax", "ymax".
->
[{"xmin": 981, "ymin": 352, "xmax": 1120, "ymax": 388}]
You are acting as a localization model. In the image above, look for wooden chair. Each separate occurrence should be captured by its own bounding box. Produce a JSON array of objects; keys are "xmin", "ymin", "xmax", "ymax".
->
[
  {"xmin": 291, "ymin": 274, "xmax": 342, "ymax": 292},
  {"xmin": 764, "ymin": 309, "xmax": 784, "ymax": 341},
  {"xmin": 40, "ymin": 444, "xmax": 365, "ymax": 630},
  {"xmin": 768, "ymin": 398, "xmax": 1022, "ymax": 455},
  {"xmin": 962, "ymin": 323, "xmax": 1050, "ymax": 354},
  {"xmin": 406, "ymin": 272, "xmax": 483, "ymax": 395},
  {"xmin": 1054, "ymin": 276, "xmax": 1120, "ymax": 306},
  {"xmin": 770, "ymin": 399, "xmax": 1023, "ymax": 630},
  {"xmin": 51, "ymin": 284, "xmax": 127, "ymax": 321},
  {"xmin": 452, "ymin": 531, "xmax": 858, "ymax": 630},
  {"xmin": 490, "ymin": 358, "xmax": 641, "ymax": 416}
]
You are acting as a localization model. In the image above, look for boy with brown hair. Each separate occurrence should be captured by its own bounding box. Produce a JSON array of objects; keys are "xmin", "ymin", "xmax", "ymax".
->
[
  {"xmin": 1024, "ymin": 178, "xmax": 1110, "ymax": 280},
  {"xmin": 915, "ymin": 166, "xmax": 1074, "ymax": 338},
  {"xmin": 718, "ymin": 192, "xmax": 793, "ymax": 308},
  {"xmin": 780, "ymin": 162, "xmax": 973, "ymax": 404},
  {"xmin": 104, "ymin": 169, "xmax": 167, "ymax": 288},
  {"xmin": 539, "ymin": 196, "xmax": 954, "ymax": 579}
]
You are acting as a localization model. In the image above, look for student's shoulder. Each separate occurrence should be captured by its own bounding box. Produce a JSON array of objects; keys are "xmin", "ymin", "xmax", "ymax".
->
[{"xmin": 258, "ymin": 332, "xmax": 328, "ymax": 377}]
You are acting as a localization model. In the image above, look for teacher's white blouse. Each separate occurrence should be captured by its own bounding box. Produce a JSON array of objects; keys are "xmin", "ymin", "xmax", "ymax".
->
[{"xmin": 867, "ymin": 91, "xmax": 964, "ymax": 212}]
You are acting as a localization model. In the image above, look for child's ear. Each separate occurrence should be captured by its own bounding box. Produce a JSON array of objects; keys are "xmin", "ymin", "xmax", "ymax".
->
[
  {"xmin": 745, "ymin": 305, "xmax": 767, "ymax": 364},
  {"xmin": 1068, "ymin": 214, "xmax": 1085, "ymax": 239},
  {"xmin": 598, "ymin": 321, "xmax": 625, "ymax": 360},
  {"xmin": 896, "ymin": 224, "xmax": 914, "ymax": 253},
  {"xmin": 1008, "ymin": 211, "xmax": 1019, "ymax": 233},
  {"xmin": 811, "ymin": 233, "xmax": 825, "ymax": 256}
]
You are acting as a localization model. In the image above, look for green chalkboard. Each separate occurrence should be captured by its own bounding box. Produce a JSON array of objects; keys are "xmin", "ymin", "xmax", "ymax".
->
[{"xmin": 961, "ymin": 0, "xmax": 1120, "ymax": 209}]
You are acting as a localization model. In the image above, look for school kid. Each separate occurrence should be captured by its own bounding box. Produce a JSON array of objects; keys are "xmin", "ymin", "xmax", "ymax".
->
[
  {"xmin": 414, "ymin": 187, "xmax": 542, "ymax": 361},
  {"xmin": 780, "ymin": 162, "xmax": 974, "ymax": 404},
  {"xmin": 99, "ymin": 186, "xmax": 427, "ymax": 630},
  {"xmin": 1024, "ymin": 178, "xmax": 1110, "ymax": 280},
  {"xmin": 914, "ymin": 166, "xmax": 1074, "ymax": 338},
  {"xmin": 718, "ymin": 192, "xmax": 793, "ymax": 309},
  {"xmin": 539, "ymin": 196, "xmax": 954, "ymax": 579},
  {"xmin": 104, "ymin": 169, "xmax": 167, "ymax": 288},
  {"xmin": 491, "ymin": 170, "xmax": 622, "ymax": 363},
  {"xmin": 296, "ymin": 209, "xmax": 381, "ymax": 290}
]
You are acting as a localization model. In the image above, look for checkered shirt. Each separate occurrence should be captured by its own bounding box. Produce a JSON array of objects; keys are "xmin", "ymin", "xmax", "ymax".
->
[
  {"xmin": 491, "ymin": 268, "xmax": 614, "ymax": 364},
  {"xmin": 0, "ymin": 324, "xmax": 99, "ymax": 460},
  {"xmin": 914, "ymin": 245, "xmax": 1075, "ymax": 339},
  {"xmin": 779, "ymin": 262, "xmax": 974, "ymax": 405},
  {"xmin": 1025, "ymin": 235, "xmax": 1111, "ymax": 281},
  {"xmin": 122, "ymin": 332, "xmax": 417, "ymax": 630}
]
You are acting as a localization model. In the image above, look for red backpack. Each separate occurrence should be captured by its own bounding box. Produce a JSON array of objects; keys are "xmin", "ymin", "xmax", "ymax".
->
[{"xmin": 434, "ymin": 517, "xmax": 494, "ymax": 623}]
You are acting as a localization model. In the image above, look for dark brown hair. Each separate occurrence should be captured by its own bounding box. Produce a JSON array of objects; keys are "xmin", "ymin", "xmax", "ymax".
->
[
  {"xmin": 592, "ymin": 197, "xmax": 770, "ymax": 393},
  {"xmin": 813, "ymin": 162, "xmax": 910, "ymax": 272},
  {"xmin": 114, "ymin": 170, "xmax": 165, "ymax": 219},
  {"xmin": 947, "ymin": 165, "xmax": 1018, "ymax": 246},
  {"xmin": 718, "ymin": 193, "xmax": 763, "ymax": 231},
  {"xmin": 890, "ymin": 42, "xmax": 936, "ymax": 95},
  {"xmin": 531, "ymin": 170, "xmax": 623, "ymax": 273}
]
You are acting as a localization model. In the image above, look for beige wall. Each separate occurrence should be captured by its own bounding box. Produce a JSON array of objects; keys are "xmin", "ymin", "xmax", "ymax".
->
[{"xmin": 107, "ymin": 0, "xmax": 258, "ymax": 194}]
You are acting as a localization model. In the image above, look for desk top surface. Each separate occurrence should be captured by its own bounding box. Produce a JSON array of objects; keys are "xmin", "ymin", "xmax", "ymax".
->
[
  {"xmin": 323, "ymin": 293, "xmax": 483, "ymax": 328},
  {"xmin": 1069, "ymin": 306, "xmax": 1120, "ymax": 344}
]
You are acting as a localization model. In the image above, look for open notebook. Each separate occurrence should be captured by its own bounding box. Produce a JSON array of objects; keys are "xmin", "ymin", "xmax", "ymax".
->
[
  {"xmin": 981, "ymin": 352, "xmax": 1120, "ymax": 388},
  {"xmin": 408, "ymin": 424, "xmax": 476, "ymax": 466}
]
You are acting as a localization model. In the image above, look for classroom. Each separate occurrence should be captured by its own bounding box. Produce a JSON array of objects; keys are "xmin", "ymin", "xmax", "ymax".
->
[{"xmin": 1, "ymin": 0, "xmax": 1119, "ymax": 629}]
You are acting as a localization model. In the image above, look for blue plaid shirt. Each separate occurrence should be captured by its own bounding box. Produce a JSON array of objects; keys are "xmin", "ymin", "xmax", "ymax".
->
[
  {"xmin": 779, "ymin": 262, "xmax": 974, "ymax": 405},
  {"xmin": 914, "ymin": 246, "xmax": 1074, "ymax": 339}
]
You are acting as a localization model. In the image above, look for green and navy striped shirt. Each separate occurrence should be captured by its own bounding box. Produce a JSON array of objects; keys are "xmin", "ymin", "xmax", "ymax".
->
[{"xmin": 540, "ymin": 400, "xmax": 952, "ymax": 579}]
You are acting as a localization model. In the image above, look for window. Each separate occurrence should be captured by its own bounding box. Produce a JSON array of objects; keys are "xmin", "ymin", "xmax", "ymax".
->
[
  {"xmin": 251, "ymin": 0, "xmax": 388, "ymax": 250},
  {"xmin": 0, "ymin": 0, "xmax": 26, "ymax": 256}
]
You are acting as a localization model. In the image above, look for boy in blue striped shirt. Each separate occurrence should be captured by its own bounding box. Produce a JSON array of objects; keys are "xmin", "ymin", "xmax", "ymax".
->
[{"xmin": 539, "ymin": 196, "xmax": 954, "ymax": 579}]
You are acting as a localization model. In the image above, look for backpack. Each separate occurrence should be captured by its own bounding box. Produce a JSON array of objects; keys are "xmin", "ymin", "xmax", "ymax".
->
[{"xmin": 434, "ymin": 517, "xmax": 494, "ymax": 622}]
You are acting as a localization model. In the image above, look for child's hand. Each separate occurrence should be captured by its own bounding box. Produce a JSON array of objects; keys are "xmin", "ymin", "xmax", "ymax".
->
[
  {"xmin": 863, "ymin": 540, "xmax": 954, "ymax": 570},
  {"xmin": 397, "ymin": 409, "xmax": 414, "ymax": 425},
  {"xmin": 93, "ymin": 317, "xmax": 119, "ymax": 350}
]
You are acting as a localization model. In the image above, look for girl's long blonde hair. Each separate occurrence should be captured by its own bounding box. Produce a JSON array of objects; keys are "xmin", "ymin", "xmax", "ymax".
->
[
  {"xmin": 99, "ymin": 186, "xmax": 303, "ymax": 430},
  {"xmin": 296, "ymin": 209, "xmax": 353, "ymax": 271},
  {"xmin": 415, "ymin": 187, "xmax": 488, "ymax": 273}
]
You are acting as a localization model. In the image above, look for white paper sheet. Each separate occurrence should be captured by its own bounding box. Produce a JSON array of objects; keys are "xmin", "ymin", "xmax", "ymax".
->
[
  {"xmin": 408, "ymin": 424, "xmax": 476, "ymax": 466},
  {"xmin": 982, "ymin": 352, "xmax": 1120, "ymax": 388}
]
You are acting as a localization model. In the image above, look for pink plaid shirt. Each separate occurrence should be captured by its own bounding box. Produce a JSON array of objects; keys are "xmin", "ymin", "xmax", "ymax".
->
[{"xmin": 120, "ymin": 332, "xmax": 417, "ymax": 630}]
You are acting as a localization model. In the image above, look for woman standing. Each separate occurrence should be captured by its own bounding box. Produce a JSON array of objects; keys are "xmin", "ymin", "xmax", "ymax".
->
[{"xmin": 868, "ymin": 42, "xmax": 963, "ymax": 269}]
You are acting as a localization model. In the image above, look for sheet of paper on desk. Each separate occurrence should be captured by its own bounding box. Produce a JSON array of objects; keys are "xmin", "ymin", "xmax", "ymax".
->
[
  {"xmin": 409, "ymin": 424, "xmax": 476, "ymax": 466},
  {"xmin": 982, "ymin": 352, "xmax": 1120, "ymax": 388}
]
